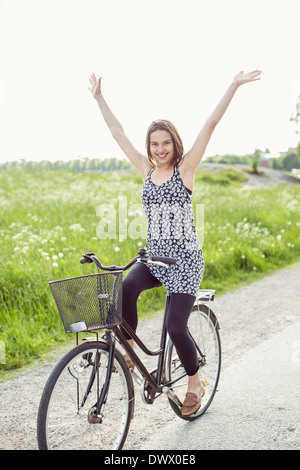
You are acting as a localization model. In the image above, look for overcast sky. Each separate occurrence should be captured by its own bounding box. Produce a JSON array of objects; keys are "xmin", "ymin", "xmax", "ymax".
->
[{"xmin": 0, "ymin": 0, "xmax": 299, "ymax": 164}]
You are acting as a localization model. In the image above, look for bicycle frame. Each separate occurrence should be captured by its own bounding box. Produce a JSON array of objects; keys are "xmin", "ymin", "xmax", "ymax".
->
[
  {"xmin": 82, "ymin": 292, "xmax": 173, "ymax": 418},
  {"xmin": 114, "ymin": 292, "xmax": 171, "ymax": 394},
  {"xmin": 74, "ymin": 252, "xmax": 216, "ymax": 417},
  {"xmin": 84, "ymin": 293, "xmax": 218, "ymax": 416}
]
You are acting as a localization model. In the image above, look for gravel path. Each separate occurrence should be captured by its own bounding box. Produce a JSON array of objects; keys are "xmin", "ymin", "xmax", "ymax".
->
[{"xmin": 0, "ymin": 263, "xmax": 299, "ymax": 450}]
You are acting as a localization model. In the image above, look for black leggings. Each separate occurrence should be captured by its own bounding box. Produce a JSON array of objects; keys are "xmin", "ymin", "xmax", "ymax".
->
[{"xmin": 121, "ymin": 262, "xmax": 199, "ymax": 376}]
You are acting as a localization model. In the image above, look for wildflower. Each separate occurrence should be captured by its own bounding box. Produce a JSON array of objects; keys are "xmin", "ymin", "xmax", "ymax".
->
[
  {"xmin": 69, "ymin": 223, "xmax": 82, "ymax": 231},
  {"xmin": 114, "ymin": 247, "xmax": 120, "ymax": 252},
  {"xmin": 52, "ymin": 255, "xmax": 58, "ymax": 260},
  {"xmin": 58, "ymin": 252, "xmax": 64, "ymax": 258},
  {"xmin": 52, "ymin": 262, "xmax": 58, "ymax": 268}
]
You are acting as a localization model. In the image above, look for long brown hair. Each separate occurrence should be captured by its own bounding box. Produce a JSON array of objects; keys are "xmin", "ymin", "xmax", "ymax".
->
[{"xmin": 145, "ymin": 119, "xmax": 184, "ymax": 166}]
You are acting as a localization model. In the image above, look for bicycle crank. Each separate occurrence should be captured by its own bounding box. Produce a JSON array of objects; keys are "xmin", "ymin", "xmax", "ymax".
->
[{"xmin": 141, "ymin": 369, "xmax": 157, "ymax": 404}]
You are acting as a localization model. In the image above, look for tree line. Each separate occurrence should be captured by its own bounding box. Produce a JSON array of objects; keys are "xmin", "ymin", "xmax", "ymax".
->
[
  {"xmin": 1, "ymin": 148, "xmax": 299, "ymax": 173},
  {"xmin": 0, "ymin": 157, "xmax": 133, "ymax": 172}
]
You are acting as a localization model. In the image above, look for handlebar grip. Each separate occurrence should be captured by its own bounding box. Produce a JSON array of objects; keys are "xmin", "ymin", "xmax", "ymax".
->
[
  {"xmin": 151, "ymin": 256, "xmax": 177, "ymax": 265},
  {"xmin": 80, "ymin": 253, "xmax": 94, "ymax": 264}
]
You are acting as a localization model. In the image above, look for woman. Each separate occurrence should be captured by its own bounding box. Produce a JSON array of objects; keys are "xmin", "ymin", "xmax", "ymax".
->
[{"xmin": 89, "ymin": 70, "xmax": 261, "ymax": 416}]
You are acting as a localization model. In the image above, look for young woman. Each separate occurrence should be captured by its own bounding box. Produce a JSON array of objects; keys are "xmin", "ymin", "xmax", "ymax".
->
[{"xmin": 89, "ymin": 70, "xmax": 261, "ymax": 416}]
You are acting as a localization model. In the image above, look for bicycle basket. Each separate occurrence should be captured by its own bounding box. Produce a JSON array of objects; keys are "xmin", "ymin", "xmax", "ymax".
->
[{"xmin": 49, "ymin": 271, "xmax": 122, "ymax": 333}]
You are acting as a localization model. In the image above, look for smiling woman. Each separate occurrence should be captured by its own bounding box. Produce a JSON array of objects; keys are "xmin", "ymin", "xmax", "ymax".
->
[{"xmin": 88, "ymin": 70, "xmax": 262, "ymax": 416}]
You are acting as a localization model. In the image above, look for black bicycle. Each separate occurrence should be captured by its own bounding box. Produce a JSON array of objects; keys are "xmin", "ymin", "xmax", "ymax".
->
[{"xmin": 37, "ymin": 249, "xmax": 221, "ymax": 450}]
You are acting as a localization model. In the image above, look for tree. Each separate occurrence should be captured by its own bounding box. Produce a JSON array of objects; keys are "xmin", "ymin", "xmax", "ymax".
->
[
  {"xmin": 290, "ymin": 94, "xmax": 300, "ymax": 164},
  {"xmin": 251, "ymin": 149, "xmax": 260, "ymax": 174},
  {"xmin": 290, "ymin": 94, "xmax": 300, "ymax": 136}
]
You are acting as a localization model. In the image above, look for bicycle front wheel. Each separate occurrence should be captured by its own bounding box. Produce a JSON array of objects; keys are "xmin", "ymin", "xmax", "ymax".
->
[
  {"xmin": 166, "ymin": 304, "xmax": 221, "ymax": 420},
  {"xmin": 37, "ymin": 341, "xmax": 134, "ymax": 450}
]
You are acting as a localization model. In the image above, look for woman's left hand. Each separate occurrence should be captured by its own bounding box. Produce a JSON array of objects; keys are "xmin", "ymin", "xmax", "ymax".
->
[{"xmin": 233, "ymin": 70, "xmax": 262, "ymax": 87}]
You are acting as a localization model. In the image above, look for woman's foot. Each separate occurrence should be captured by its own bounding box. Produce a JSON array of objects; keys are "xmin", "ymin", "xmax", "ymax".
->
[
  {"xmin": 182, "ymin": 373, "xmax": 205, "ymax": 416},
  {"xmin": 122, "ymin": 354, "xmax": 134, "ymax": 369},
  {"xmin": 123, "ymin": 338, "xmax": 135, "ymax": 369}
]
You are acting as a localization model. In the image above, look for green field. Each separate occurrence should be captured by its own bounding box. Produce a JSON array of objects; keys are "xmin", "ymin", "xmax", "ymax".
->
[{"xmin": 0, "ymin": 168, "xmax": 299, "ymax": 376}]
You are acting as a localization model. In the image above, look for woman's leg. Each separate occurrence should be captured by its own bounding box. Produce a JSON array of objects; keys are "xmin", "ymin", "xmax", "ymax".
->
[
  {"xmin": 165, "ymin": 293, "xmax": 198, "ymax": 375},
  {"xmin": 121, "ymin": 262, "xmax": 161, "ymax": 340},
  {"xmin": 165, "ymin": 293, "xmax": 204, "ymax": 414}
]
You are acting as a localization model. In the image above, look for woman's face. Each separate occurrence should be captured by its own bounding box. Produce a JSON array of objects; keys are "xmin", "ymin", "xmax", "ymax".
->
[{"xmin": 149, "ymin": 129, "xmax": 174, "ymax": 166}]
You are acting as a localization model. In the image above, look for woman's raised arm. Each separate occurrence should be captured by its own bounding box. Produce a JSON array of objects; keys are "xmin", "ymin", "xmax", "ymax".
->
[
  {"xmin": 181, "ymin": 70, "xmax": 262, "ymax": 177},
  {"xmin": 89, "ymin": 73, "xmax": 150, "ymax": 179}
]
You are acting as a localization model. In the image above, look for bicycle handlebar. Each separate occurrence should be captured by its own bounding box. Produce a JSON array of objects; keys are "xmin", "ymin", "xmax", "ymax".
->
[{"xmin": 80, "ymin": 249, "xmax": 177, "ymax": 272}]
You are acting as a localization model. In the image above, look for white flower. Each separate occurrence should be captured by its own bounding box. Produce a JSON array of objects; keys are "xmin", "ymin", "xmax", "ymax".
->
[
  {"xmin": 58, "ymin": 252, "xmax": 64, "ymax": 258},
  {"xmin": 114, "ymin": 247, "xmax": 120, "ymax": 252},
  {"xmin": 52, "ymin": 262, "xmax": 58, "ymax": 268},
  {"xmin": 52, "ymin": 255, "xmax": 58, "ymax": 260},
  {"xmin": 69, "ymin": 223, "xmax": 82, "ymax": 231}
]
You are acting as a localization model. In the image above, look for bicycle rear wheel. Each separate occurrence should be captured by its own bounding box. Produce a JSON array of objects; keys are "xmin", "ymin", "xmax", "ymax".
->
[
  {"xmin": 37, "ymin": 341, "xmax": 134, "ymax": 450},
  {"xmin": 166, "ymin": 304, "xmax": 221, "ymax": 420}
]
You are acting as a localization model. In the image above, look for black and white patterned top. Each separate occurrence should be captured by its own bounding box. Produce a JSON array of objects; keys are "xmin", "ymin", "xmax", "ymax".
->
[{"xmin": 141, "ymin": 165, "xmax": 204, "ymax": 296}]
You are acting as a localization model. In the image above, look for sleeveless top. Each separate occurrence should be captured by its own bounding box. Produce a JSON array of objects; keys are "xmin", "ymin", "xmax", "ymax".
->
[{"xmin": 141, "ymin": 165, "xmax": 204, "ymax": 296}]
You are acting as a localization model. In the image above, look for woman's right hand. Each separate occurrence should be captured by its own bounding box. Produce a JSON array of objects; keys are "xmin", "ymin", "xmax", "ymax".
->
[{"xmin": 89, "ymin": 73, "xmax": 102, "ymax": 99}]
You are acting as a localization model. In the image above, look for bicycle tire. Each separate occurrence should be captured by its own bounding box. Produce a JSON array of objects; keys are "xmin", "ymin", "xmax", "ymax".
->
[
  {"xmin": 165, "ymin": 304, "xmax": 221, "ymax": 421},
  {"xmin": 37, "ymin": 341, "xmax": 134, "ymax": 450}
]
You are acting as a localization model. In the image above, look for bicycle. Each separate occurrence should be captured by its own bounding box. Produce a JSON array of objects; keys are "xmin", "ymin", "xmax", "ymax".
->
[{"xmin": 37, "ymin": 248, "xmax": 221, "ymax": 450}]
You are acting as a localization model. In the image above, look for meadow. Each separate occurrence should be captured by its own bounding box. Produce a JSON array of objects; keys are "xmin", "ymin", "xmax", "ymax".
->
[{"xmin": 0, "ymin": 168, "xmax": 299, "ymax": 376}]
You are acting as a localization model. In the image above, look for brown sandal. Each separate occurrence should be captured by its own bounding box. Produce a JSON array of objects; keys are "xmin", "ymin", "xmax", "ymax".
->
[{"xmin": 182, "ymin": 387, "xmax": 205, "ymax": 417}]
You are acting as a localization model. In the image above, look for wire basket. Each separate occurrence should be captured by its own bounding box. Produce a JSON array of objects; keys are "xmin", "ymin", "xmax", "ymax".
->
[{"xmin": 49, "ymin": 271, "xmax": 123, "ymax": 333}]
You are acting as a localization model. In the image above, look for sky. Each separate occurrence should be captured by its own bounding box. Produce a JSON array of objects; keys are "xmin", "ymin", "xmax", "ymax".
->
[{"xmin": 0, "ymin": 0, "xmax": 299, "ymax": 164}]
